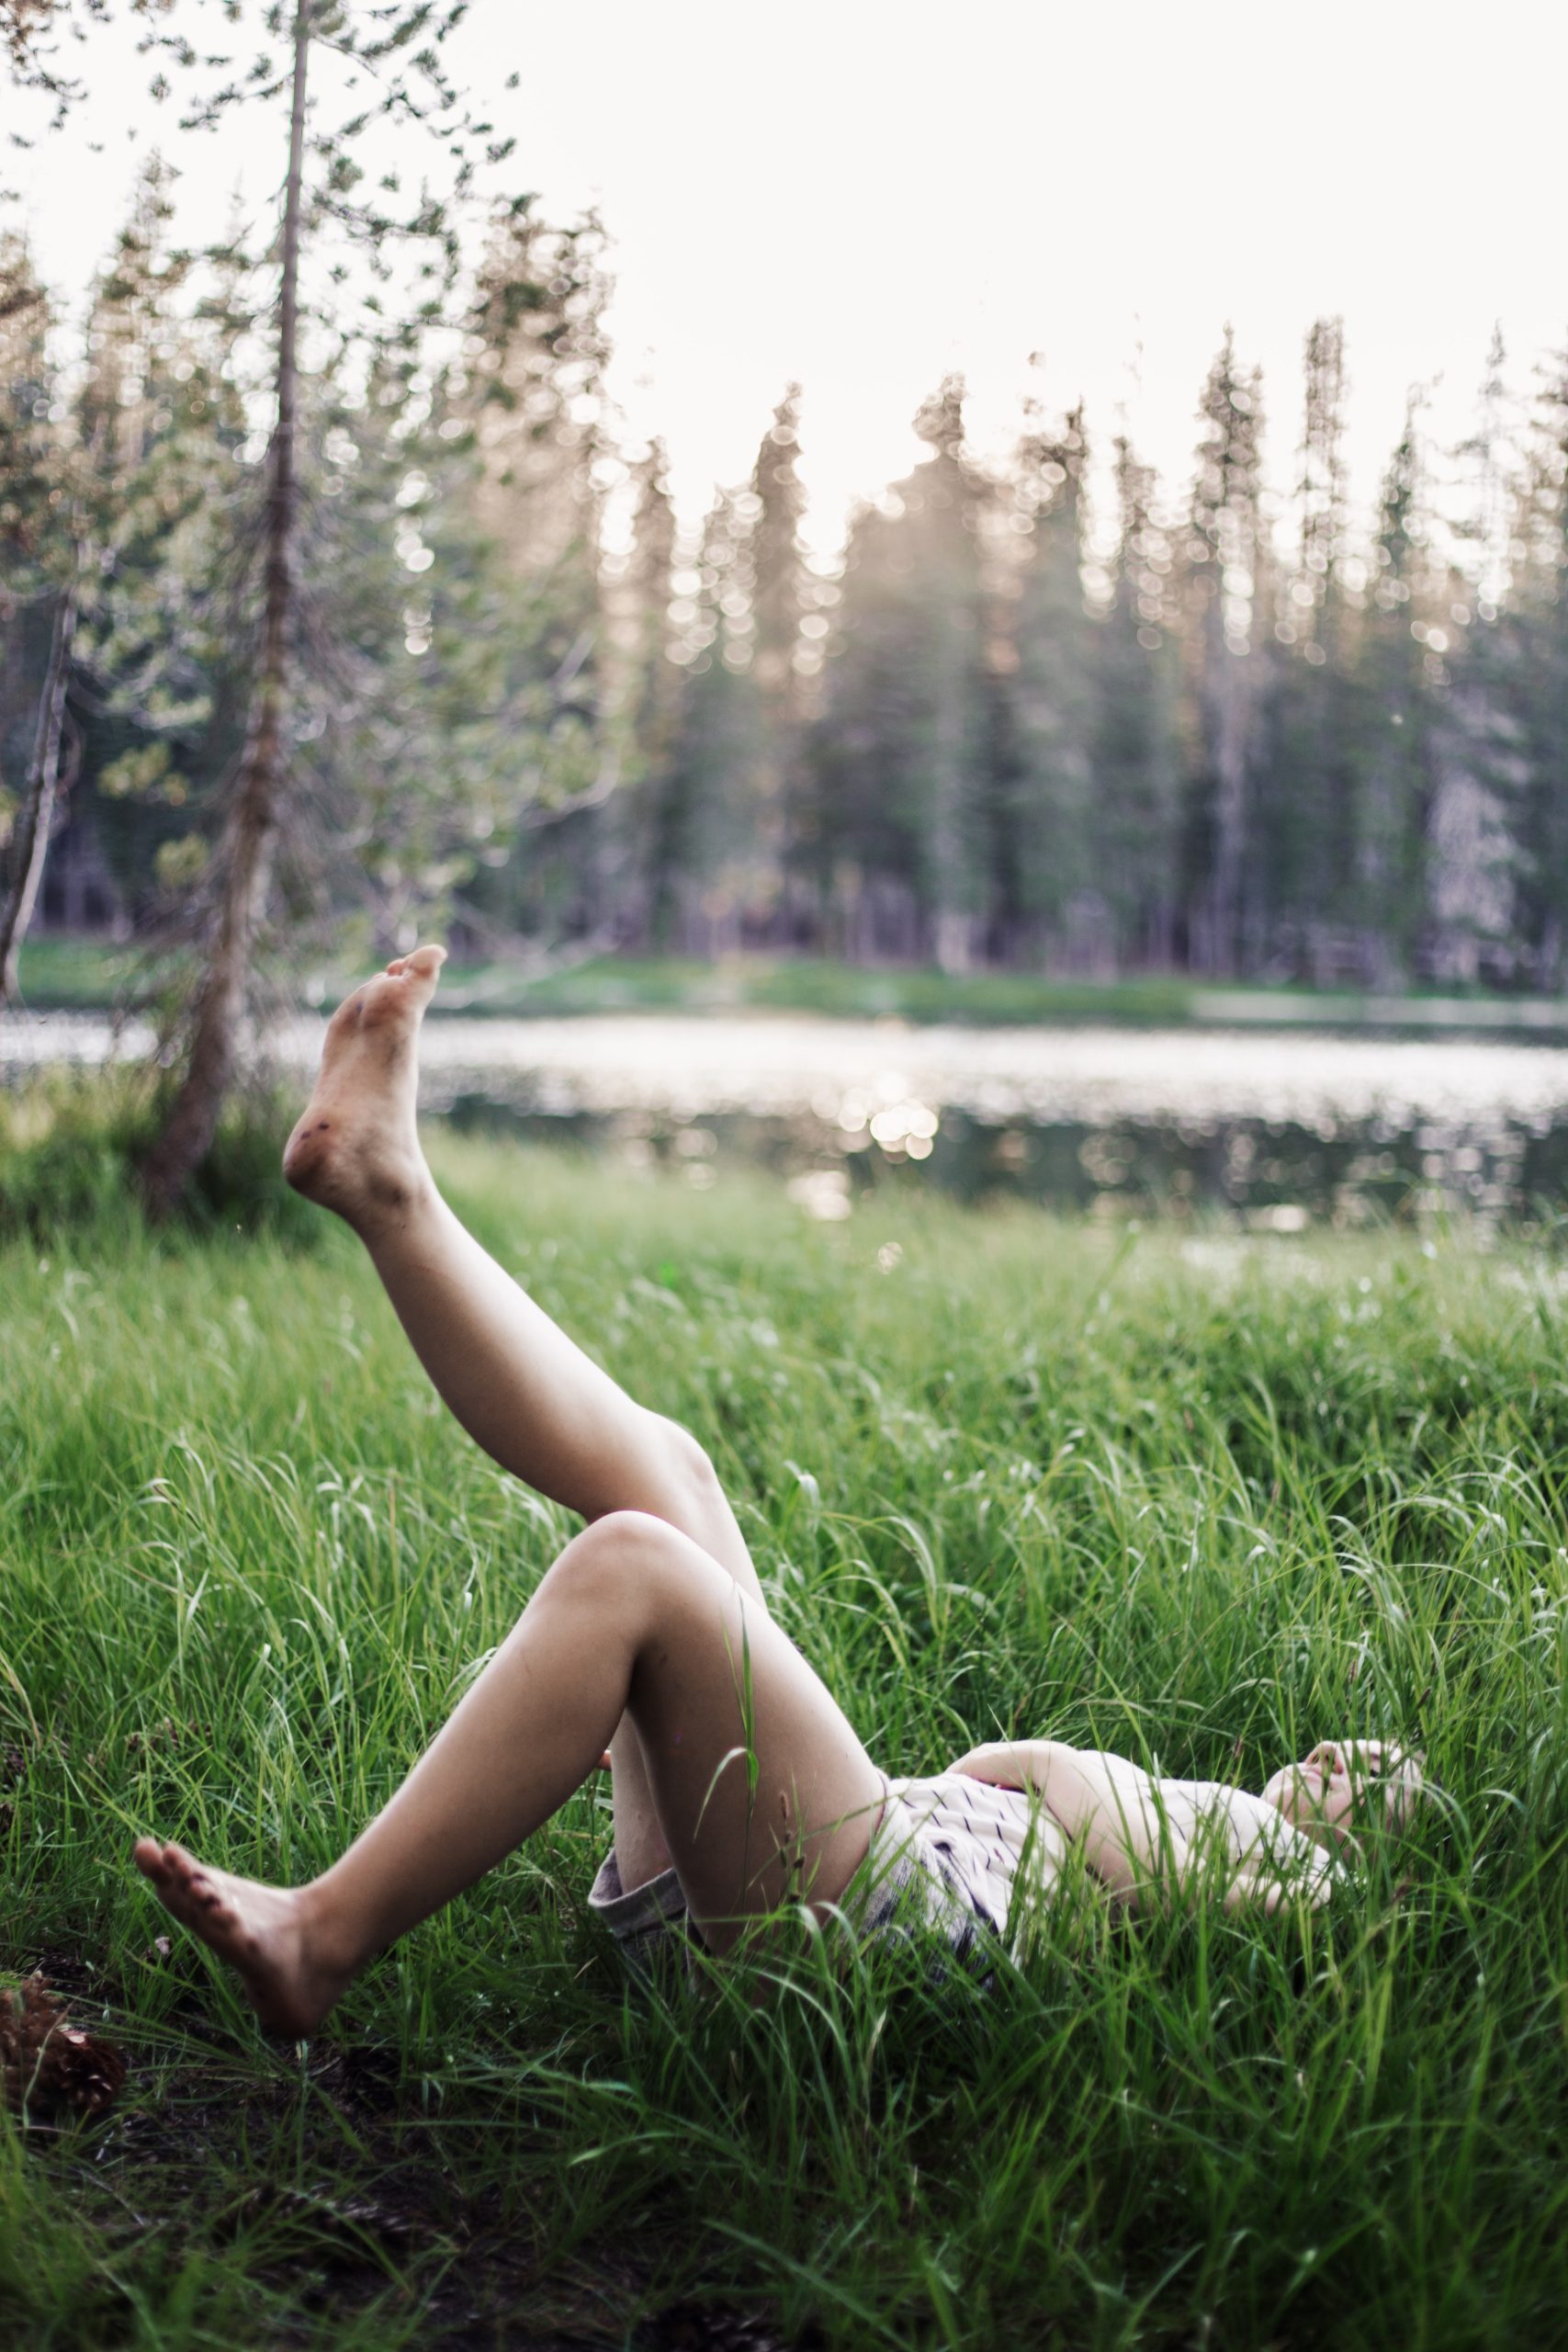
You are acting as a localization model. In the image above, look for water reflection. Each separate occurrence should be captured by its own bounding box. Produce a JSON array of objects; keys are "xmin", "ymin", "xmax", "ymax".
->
[
  {"xmin": 409, "ymin": 1013, "xmax": 1568, "ymax": 1225},
  {"xmin": 441, "ymin": 1094, "xmax": 1559, "ymax": 1228},
  {"xmin": 8, "ymin": 1009, "xmax": 1568, "ymax": 1226}
]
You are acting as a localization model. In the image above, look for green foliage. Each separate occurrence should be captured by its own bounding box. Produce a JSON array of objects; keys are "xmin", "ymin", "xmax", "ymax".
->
[
  {"xmin": 1, "ymin": 1134, "xmax": 1565, "ymax": 2343},
  {"xmin": 807, "ymin": 378, "xmax": 992, "ymax": 968},
  {"xmin": 0, "ymin": 1070, "xmax": 319, "ymax": 1244},
  {"xmin": 1502, "ymin": 353, "xmax": 1568, "ymax": 975},
  {"xmin": 8, "ymin": 149, "xmax": 1568, "ymax": 1000},
  {"xmin": 988, "ymin": 404, "xmax": 1101, "ymax": 945}
]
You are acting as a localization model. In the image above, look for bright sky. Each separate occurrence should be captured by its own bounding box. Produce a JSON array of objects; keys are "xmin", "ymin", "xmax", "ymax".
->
[{"xmin": 11, "ymin": 0, "xmax": 1567, "ymax": 560}]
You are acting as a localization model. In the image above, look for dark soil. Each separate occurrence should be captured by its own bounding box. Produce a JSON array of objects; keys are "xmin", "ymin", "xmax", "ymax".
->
[{"xmin": 5, "ymin": 1950, "xmax": 818, "ymax": 2351}]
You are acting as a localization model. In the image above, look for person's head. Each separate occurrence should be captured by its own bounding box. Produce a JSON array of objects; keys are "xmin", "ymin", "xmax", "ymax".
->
[{"xmin": 1261, "ymin": 1738, "xmax": 1427, "ymax": 1854}]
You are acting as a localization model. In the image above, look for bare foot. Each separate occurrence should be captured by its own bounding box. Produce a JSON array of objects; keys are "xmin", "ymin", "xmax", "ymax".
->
[
  {"xmin": 133, "ymin": 1838, "xmax": 353, "ymax": 2038},
  {"xmin": 282, "ymin": 945, "xmax": 446, "ymax": 1226}
]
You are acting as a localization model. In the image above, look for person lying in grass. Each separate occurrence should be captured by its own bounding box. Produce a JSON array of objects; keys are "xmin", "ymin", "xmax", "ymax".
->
[{"xmin": 133, "ymin": 947, "xmax": 1427, "ymax": 2034}]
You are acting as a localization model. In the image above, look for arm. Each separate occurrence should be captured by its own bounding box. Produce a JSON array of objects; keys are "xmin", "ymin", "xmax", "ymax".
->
[
  {"xmin": 952, "ymin": 1742, "xmax": 1338, "ymax": 1912},
  {"xmin": 951, "ymin": 1740, "xmax": 1187, "ymax": 1904},
  {"xmin": 1222, "ymin": 1849, "xmax": 1336, "ymax": 1914}
]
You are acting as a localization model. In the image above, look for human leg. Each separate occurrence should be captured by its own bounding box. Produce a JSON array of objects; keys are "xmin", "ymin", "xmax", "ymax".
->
[
  {"xmin": 134, "ymin": 1512, "xmax": 884, "ymax": 2036},
  {"xmin": 281, "ymin": 947, "xmax": 758, "ymax": 1883},
  {"xmin": 281, "ymin": 950, "xmax": 755, "ymax": 1585}
]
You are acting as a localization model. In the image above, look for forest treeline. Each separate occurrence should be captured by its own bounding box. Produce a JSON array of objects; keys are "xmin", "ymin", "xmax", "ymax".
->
[{"xmin": 5, "ymin": 164, "xmax": 1568, "ymax": 991}]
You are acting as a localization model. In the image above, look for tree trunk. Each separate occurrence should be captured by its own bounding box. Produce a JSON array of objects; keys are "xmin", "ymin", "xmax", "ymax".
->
[
  {"xmin": 929, "ymin": 603, "xmax": 972, "ymax": 976},
  {"xmin": 141, "ymin": 0, "xmax": 310, "ymax": 1219},
  {"xmin": 1204, "ymin": 658, "xmax": 1250, "ymax": 978},
  {"xmin": 0, "ymin": 561, "xmax": 81, "ymax": 1002}
]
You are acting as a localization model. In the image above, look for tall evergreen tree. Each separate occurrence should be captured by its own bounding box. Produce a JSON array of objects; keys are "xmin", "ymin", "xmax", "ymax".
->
[
  {"xmin": 1262, "ymin": 317, "xmax": 1359, "ymax": 976},
  {"xmin": 442, "ymin": 200, "xmax": 617, "ymax": 945},
  {"xmin": 912, "ymin": 379, "xmax": 990, "ymax": 971},
  {"xmin": 624, "ymin": 438, "xmax": 684, "ymax": 944},
  {"xmin": 811, "ymin": 377, "xmax": 990, "ymax": 967},
  {"xmin": 991, "ymin": 402, "xmax": 1098, "ymax": 960},
  {"xmin": 1422, "ymin": 331, "xmax": 1514, "ymax": 982},
  {"xmin": 658, "ymin": 485, "xmax": 764, "ymax": 950},
  {"xmin": 0, "ymin": 232, "xmax": 71, "ymax": 996},
  {"xmin": 76, "ymin": 164, "xmax": 248, "ymax": 890},
  {"xmin": 138, "ymin": 0, "xmax": 315, "ymax": 1212},
  {"xmin": 1353, "ymin": 400, "xmax": 1442, "ymax": 982},
  {"xmin": 118, "ymin": 0, "xmax": 489, "ymax": 1216},
  {"xmin": 1502, "ymin": 352, "xmax": 1568, "ymax": 979},
  {"xmin": 1178, "ymin": 330, "xmax": 1270, "ymax": 974},
  {"xmin": 1, "ymin": 168, "xmax": 241, "ymax": 993},
  {"xmin": 464, "ymin": 203, "xmax": 611, "ymax": 582},
  {"xmin": 1087, "ymin": 435, "xmax": 1180, "ymax": 963},
  {"xmin": 749, "ymin": 382, "xmax": 808, "ymax": 921}
]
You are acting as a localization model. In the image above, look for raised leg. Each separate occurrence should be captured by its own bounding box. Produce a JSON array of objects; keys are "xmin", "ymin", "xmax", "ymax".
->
[
  {"xmin": 135, "ymin": 1514, "xmax": 885, "ymax": 2035},
  {"xmin": 282, "ymin": 947, "xmax": 758, "ymax": 1885}
]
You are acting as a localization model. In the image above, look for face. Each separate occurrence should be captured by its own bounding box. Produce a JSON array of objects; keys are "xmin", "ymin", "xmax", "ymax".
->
[{"xmin": 1262, "ymin": 1739, "xmax": 1425, "ymax": 1850}]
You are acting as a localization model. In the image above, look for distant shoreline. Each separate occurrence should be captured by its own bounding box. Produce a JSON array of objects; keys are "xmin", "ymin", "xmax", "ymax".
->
[{"xmin": 15, "ymin": 938, "xmax": 1568, "ymax": 1041}]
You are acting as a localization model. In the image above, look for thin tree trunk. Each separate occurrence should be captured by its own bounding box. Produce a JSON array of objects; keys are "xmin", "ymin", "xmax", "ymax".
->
[
  {"xmin": 930, "ymin": 606, "xmax": 971, "ymax": 977},
  {"xmin": 141, "ymin": 0, "xmax": 310, "ymax": 1218},
  {"xmin": 1205, "ymin": 666, "xmax": 1249, "ymax": 979},
  {"xmin": 0, "ymin": 560, "xmax": 81, "ymax": 1002}
]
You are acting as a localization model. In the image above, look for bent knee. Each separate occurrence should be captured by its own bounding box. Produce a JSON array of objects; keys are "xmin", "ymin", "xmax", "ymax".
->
[
  {"xmin": 547, "ymin": 1510, "xmax": 707, "ymax": 1611},
  {"xmin": 649, "ymin": 1414, "xmax": 726, "ymax": 1509},
  {"xmin": 581, "ymin": 1506, "xmax": 690, "ymax": 1556}
]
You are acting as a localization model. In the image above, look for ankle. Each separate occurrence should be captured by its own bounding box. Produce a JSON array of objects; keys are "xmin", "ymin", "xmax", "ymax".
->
[
  {"xmin": 295, "ymin": 1877, "xmax": 370, "ymax": 1987},
  {"xmin": 353, "ymin": 1164, "xmax": 438, "ymax": 1253}
]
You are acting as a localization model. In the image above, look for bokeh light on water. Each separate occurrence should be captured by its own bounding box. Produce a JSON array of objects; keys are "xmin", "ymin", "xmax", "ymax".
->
[
  {"xmin": 411, "ymin": 1014, "xmax": 1568, "ymax": 1229},
  {"xmin": 8, "ymin": 1008, "xmax": 1568, "ymax": 1227}
]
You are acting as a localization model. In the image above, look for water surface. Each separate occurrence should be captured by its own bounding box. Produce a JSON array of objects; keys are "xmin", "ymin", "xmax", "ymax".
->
[{"xmin": 7, "ymin": 1008, "xmax": 1567, "ymax": 1226}]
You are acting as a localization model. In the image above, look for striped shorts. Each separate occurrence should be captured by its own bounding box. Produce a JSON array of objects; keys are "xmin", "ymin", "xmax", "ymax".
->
[{"xmin": 588, "ymin": 1768, "xmax": 1066, "ymax": 1984}]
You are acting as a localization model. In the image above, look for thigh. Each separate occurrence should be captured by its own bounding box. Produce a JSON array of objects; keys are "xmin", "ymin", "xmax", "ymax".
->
[
  {"xmin": 607, "ymin": 1714, "xmax": 670, "ymax": 1893},
  {"xmin": 622, "ymin": 1534, "xmax": 886, "ymax": 1951}
]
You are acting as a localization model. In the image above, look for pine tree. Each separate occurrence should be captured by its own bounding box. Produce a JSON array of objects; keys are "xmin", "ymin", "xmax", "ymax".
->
[
  {"xmin": 810, "ymin": 377, "xmax": 990, "ymax": 967},
  {"xmin": 1263, "ymin": 316, "xmax": 1359, "ymax": 978},
  {"xmin": 991, "ymin": 402, "xmax": 1099, "ymax": 962},
  {"xmin": 77, "ymin": 164, "xmax": 247, "ymax": 898},
  {"xmin": 0, "ymin": 232, "xmax": 72, "ymax": 997},
  {"xmin": 1087, "ymin": 435, "xmax": 1180, "ymax": 965},
  {"xmin": 1353, "ymin": 400, "xmax": 1443, "ymax": 983},
  {"xmin": 1502, "ymin": 352, "xmax": 1568, "ymax": 979},
  {"xmin": 913, "ymin": 379, "xmax": 990, "ymax": 970},
  {"xmin": 1178, "ymin": 330, "xmax": 1271, "ymax": 975},
  {"xmin": 119, "ymin": 0, "xmax": 489, "ymax": 1216},
  {"xmin": 0, "ymin": 166, "xmax": 238, "ymax": 993},
  {"xmin": 620, "ymin": 439, "xmax": 682, "ymax": 935},
  {"xmin": 1423, "ymin": 330, "xmax": 1515, "ymax": 983},
  {"xmin": 136, "ymin": 1, "xmax": 314, "ymax": 1211},
  {"xmin": 749, "ymin": 382, "xmax": 808, "ymax": 925},
  {"xmin": 464, "ymin": 202, "xmax": 611, "ymax": 582},
  {"xmin": 656, "ymin": 485, "xmax": 765, "ymax": 951},
  {"xmin": 435, "ymin": 200, "xmax": 617, "ymax": 946}
]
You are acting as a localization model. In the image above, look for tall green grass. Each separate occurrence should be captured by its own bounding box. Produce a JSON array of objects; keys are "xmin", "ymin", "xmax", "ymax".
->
[{"xmin": 3, "ymin": 1134, "xmax": 1565, "ymax": 2347}]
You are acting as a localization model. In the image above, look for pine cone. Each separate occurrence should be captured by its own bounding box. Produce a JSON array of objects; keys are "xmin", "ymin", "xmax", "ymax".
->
[{"xmin": 0, "ymin": 1973, "xmax": 126, "ymax": 2120}]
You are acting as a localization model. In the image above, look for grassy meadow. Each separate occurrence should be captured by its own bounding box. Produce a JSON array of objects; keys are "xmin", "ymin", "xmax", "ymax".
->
[{"xmin": 3, "ymin": 1128, "xmax": 1567, "ymax": 2347}]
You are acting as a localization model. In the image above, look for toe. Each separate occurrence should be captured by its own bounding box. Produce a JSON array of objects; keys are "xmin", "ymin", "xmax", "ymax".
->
[{"xmin": 162, "ymin": 1842, "xmax": 209, "ymax": 1899}]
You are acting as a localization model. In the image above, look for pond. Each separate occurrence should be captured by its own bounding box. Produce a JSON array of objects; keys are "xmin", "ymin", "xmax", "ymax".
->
[{"xmin": 7, "ymin": 1008, "xmax": 1568, "ymax": 1227}]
